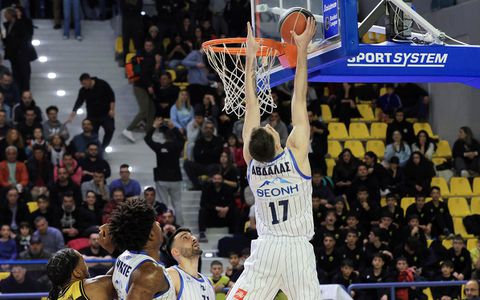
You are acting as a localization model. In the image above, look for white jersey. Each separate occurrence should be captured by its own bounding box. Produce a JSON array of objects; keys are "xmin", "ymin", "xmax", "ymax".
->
[
  {"xmin": 173, "ymin": 266, "xmax": 215, "ymax": 300},
  {"xmin": 248, "ymin": 149, "xmax": 314, "ymax": 239},
  {"xmin": 113, "ymin": 250, "xmax": 176, "ymax": 300}
]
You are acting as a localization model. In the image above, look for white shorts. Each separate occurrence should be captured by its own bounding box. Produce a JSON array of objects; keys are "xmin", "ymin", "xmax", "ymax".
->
[{"xmin": 226, "ymin": 236, "xmax": 321, "ymax": 300}]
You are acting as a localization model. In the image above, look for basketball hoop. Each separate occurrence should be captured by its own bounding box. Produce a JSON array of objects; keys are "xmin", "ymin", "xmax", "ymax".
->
[{"xmin": 202, "ymin": 37, "xmax": 296, "ymax": 118}]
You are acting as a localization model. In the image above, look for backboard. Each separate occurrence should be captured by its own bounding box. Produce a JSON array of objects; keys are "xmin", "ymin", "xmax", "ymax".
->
[{"xmin": 252, "ymin": 0, "xmax": 359, "ymax": 86}]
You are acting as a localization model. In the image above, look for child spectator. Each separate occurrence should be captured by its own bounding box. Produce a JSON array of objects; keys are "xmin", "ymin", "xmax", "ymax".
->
[
  {"xmin": 315, "ymin": 232, "xmax": 341, "ymax": 283},
  {"xmin": 342, "ymin": 213, "xmax": 366, "ymax": 241},
  {"xmin": 313, "ymin": 210, "xmax": 341, "ymax": 248},
  {"xmin": 378, "ymin": 211, "xmax": 397, "ymax": 248},
  {"xmin": 312, "ymin": 195, "xmax": 326, "ymax": 230},
  {"xmin": 432, "ymin": 260, "xmax": 461, "ymax": 300},
  {"xmin": 15, "ymin": 222, "xmax": 31, "ymax": 254},
  {"xmin": 394, "ymin": 257, "xmax": 415, "ymax": 300},
  {"xmin": 334, "ymin": 197, "xmax": 348, "ymax": 228},
  {"xmin": 405, "ymin": 196, "xmax": 432, "ymax": 238},
  {"xmin": 339, "ymin": 229, "xmax": 365, "ymax": 272},
  {"xmin": 226, "ymin": 252, "xmax": 243, "ymax": 282},
  {"xmin": 360, "ymin": 253, "xmax": 391, "ymax": 300},
  {"xmin": 447, "ymin": 235, "xmax": 472, "ymax": 280},
  {"xmin": 331, "ymin": 259, "xmax": 359, "ymax": 298},
  {"xmin": 380, "ymin": 193, "xmax": 404, "ymax": 229},
  {"xmin": 48, "ymin": 134, "xmax": 67, "ymax": 166},
  {"xmin": 424, "ymin": 186, "xmax": 454, "ymax": 238},
  {"xmin": 209, "ymin": 260, "xmax": 234, "ymax": 300},
  {"xmin": 0, "ymin": 224, "xmax": 17, "ymax": 259}
]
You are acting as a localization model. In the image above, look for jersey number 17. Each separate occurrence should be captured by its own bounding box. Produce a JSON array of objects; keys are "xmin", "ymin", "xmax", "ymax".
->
[{"xmin": 268, "ymin": 200, "xmax": 289, "ymax": 224}]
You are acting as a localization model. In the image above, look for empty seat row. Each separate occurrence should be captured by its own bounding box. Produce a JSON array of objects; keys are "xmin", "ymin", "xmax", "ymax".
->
[{"xmin": 328, "ymin": 140, "xmax": 386, "ymax": 159}]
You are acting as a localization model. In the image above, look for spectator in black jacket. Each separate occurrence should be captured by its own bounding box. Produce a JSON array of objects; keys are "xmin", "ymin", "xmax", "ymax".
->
[
  {"xmin": 77, "ymin": 190, "xmax": 103, "ymax": 232},
  {"xmin": 0, "ymin": 266, "xmax": 41, "ymax": 295},
  {"xmin": 453, "ymin": 126, "xmax": 480, "ymax": 177},
  {"xmin": 333, "ymin": 149, "xmax": 360, "ymax": 197},
  {"xmin": 49, "ymin": 166, "xmax": 82, "ymax": 207},
  {"xmin": 79, "ymin": 142, "xmax": 111, "ymax": 182},
  {"xmin": 153, "ymin": 72, "xmax": 180, "ymax": 118},
  {"xmin": 145, "ymin": 117, "xmax": 184, "ymax": 225},
  {"xmin": 67, "ymin": 118, "xmax": 101, "ymax": 161},
  {"xmin": 338, "ymin": 229, "xmax": 365, "ymax": 272},
  {"xmin": 30, "ymin": 195, "xmax": 60, "ymax": 229},
  {"xmin": 359, "ymin": 253, "xmax": 391, "ymax": 300},
  {"xmin": 16, "ymin": 107, "xmax": 42, "ymax": 141},
  {"xmin": 432, "ymin": 260, "xmax": 460, "ymax": 300},
  {"xmin": 0, "ymin": 187, "xmax": 31, "ymax": 231},
  {"xmin": 424, "ymin": 186, "xmax": 454, "ymax": 238},
  {"xmin": 58, "ymin": 192, "xmax": 81, "ymax": 241},
  {"xmin": 308, "ymin": 110, "xmax": 328, "ymax": 174},
  {"xmin": 315, "ymin": 232, "xmax": 341, "ymax": 283},
  {"xmin": 349, "ymin": 164, "xmax": 381, "ymax": 205},
  {"xmin": 384, "ymin": 156, "xmax": 405, "ymax": 196},
  {"xmin": 364, "ymin": 151, "xmax": 387, "ymax": 190},
  {"xmin": 447, "ymin": 235, "xmax": 472, "ymax": 280},
  {"xmin": 198, "ymin": 173, "xmax": 240, "ymax": 242},
  {"xmin": 184, "ymin": 120, "xmax": 223, "ymax": 190},
  {"xmin": 119, "ymin": 0, "xmax": 143, "ymax": 62},
  {"xmin": 0, "ymin": 72, "xmax": 20, "ymax": 107},
  {"xmin": 68, "ymin": 73, "xmax": 116, "ymax": 149},
  {"xmin": 395, "ymin": 83, "xmax": 430, "ymax": 120},
  {"xmin": 349, "ymin": 187, "xmax": 379, "ymax": 232},
  {"xmin": 27, "ymin": 144, "xmax": 53, "ymax": 199},
  {"xmin": 12, "ymin": 90, "xmax": 42, "ymax": 124},
  {"xmin": 403, "ymin": 151, "xmax": 435, "ymax": 197},
  {"xmin": 405, "ymin": 196, "xmax": 432, "ymax": 237},
  {"xmin": 386, "ymin": 109, "xmax": 415, "ymax": 145}
]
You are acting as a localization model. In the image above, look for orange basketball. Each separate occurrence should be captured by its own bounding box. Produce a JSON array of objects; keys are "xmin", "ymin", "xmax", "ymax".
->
[{"xmin": 278, "ymin": 7, "xmax": 315, "ymax": 44}]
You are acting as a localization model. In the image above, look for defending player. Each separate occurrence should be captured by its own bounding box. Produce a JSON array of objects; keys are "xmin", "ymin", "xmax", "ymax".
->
[
  {"xmin": 226, "ymin": 19, "xmax": 321, "ymax": 300},
  {"xmin": 46, "ymin": 248, "xmax": 116, "ymax": 300},
  {"xmin": 110, "ymin": 198, "xmax": 176, "ymax": 300},
  {"xmin": 165, "ymin": 228, "xmax": 216, "ymax": 299}
]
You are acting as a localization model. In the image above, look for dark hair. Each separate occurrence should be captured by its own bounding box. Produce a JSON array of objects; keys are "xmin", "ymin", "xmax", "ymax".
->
[
  {"xmin": 161, "ymin": 72, "xmax": 172, "ymax": 80},
  {"xmin": 453, "ymin": 234, "xmax": 464, "ymax": 243},
  {"xmin": 249, "ymin": 127, "xmax": 275, "ymax": 163},
  {"xmin": 341, "ymin": 259, "xmax": 354, "ymax": 268},
  {"xmin": 440, "ymin": 260, "xmax": 454, "ymax": 269},
  {"xmin": 37, "ymin": 194, "xmax": 49, "ymax": 202},
  {"xmin": 364, "ymin": 151, "xmax": 378, "ymax": 162},
  {"xmin": 24, "ymin": 107, "xmax": 36, "ymax": 114},
  {"xmin": 46, "ymin": 105, "xmax": 59, "ymax": 114},
  {"xmin": 346, "ymin": 229, "xmax": 358, "ymax": 236},
  {"xmin": 430, "ymin": 186, "xmax": 441, "ymax": 193},
  {"xmin": 166, "ymin": 227, "xmax": 191, "ymax": 257},
  {"xmin": 62, "ymin": 191, "xmax": 74, "ymax": 200},
  {"xmin": 120, "ymin": 164, "xmax": 130, "ymax": 169},
  {"xmin": 111, "ymin": 187, "xmax": 125, "ymax": 196},
  {"xmin": 372, "ymin": 252, "xmax": 385, "ymax": 261},
  {"xmin": 396, "ymin": 256, "xmax": 408, "ymax": 264},
  {"xmin": 323, "ymin": 232, "xmax": 335, "ymax": 240},
  {"xmin": 47, "ymin": 248, "xmax": 80, "ymax": 300},
  {"xmin": 229, "ymin": 252, "xmax": 239, "ymax": 258},
  {"xmin": 32, "ymin": 144, "xmax": 45, "ymax": 152},
  {"xmin": 144, "ymin": 187, "xmax": 155, "ymax": 195},
  {"xmin": 86, "ymin": 142, "xmax": 98, "ymax": 149},
  {"xmin": 211, "ymin": 260, "xmax": 223, "ymax": 267},
  {"xmin": 460, "ymin": 126, "xmax": 475, "ymax": 145},
  {"xmin": 109, "ymin": 198, "xmax": 156, "ymax": 251},
  {"xmin": 79, "ymin": 73, "xmax": 91, "ymax": 81},
  {"xmin": 356, "ymin": 186, "xmax": 369, "ymax": 193}
]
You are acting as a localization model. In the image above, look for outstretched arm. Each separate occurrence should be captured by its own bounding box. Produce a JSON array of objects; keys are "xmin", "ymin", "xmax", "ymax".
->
[
  {"xmin": 286, "ymin": 18, "xmax": 317, "ymax": 168},
  {"xmin": 242, "ymin": 22, "xmax": 261, "ymax": 164}
]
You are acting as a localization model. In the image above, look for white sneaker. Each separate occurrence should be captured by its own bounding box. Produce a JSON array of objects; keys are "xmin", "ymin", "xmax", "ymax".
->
[
  {"xmin": 461, "ymin": 170, "xmax": 470, "ymax": 178},
  {"xmin": 122, "ymin": 129, "xmax": 135, "ymax": 142}
]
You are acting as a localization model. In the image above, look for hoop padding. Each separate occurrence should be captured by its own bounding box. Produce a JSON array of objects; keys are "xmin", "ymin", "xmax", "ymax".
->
[{"xmin": 203, "ymin": 38, "xmax": 281, "ymax": 118}]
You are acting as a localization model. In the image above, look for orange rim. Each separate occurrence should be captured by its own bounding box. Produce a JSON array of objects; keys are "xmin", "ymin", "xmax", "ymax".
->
[{"xmin": 202, "ymin": 37, "xmax": 287, "ymax": 56}]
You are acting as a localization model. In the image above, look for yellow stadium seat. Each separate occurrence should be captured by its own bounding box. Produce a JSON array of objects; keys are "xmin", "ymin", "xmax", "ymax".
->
[
  {"xmin": 0, "ymin": 272, "xmax": 9, "ymax": 280},
  {"xmin": 370, "ymin": 122, "xmax": 387, "ymax": 140},
  {"xmin": 321, "ymin": 105, "xmax": 337, "ymax": 122},
  {"xmin": 379, "ymin": 86, "xmax": 388, "ymax": 96},
  {"xmin": 163, "ymin": 38, "xmax": 171, "ymax": 50},
  {"xmin": 471, "ymin": 197, "xmax": 480, "ymax": 214},
  {"xmin": 348, "ymin": 123, "xmax": 370, "ymax": 140},
  {"xmin": 129, "ymin": 39, "xmax": 135, "ymax": 53},
  {"xmin": 125, "ymin": 52, "xmax": 136, "ymax": 64},
  {"xmin": 454, "ymin": 217, "xmax": 474, "ymax": 238},
  {"xmin": 432, "ymin": 158, "xmax": 446, "ymax": 166},
  {"xmin": 366, "ymin": 140, "xmax": 386, "ymax": 159},
  {"xmin": 413, "ymin": 122, "xmax": 438, "ymax": 139},
  {"xmin": 166, "ymin": 69, "xmax": 177, "ymax": 82},
  {"xmin": 380, "ymin": 197, "xmax": 387, "ymax": 207},
  {"xmin": 442, "ymin": 239, "xmax": 453, "ymax": 249},
  {"xmin": 450, "ymin": 177, "xmax": 473, "ymax": 197},
  {"xmin": 327, "ymin": 140, "xmax": 342, "ymax": 158},
  {"xmin": 326, "ymin": 158, "xmax": 336, "ymax": 177},
  {"xmin": 115, "ymin": 36, "xmax": 123, "ymax": 54},
  {"xmin": 344, "ymin": 140, "xmax": 365, "ymax": 158},
  {"xmin": 355, "ymin": 104, "xmax": 376, "ymax": 121},
  {"xmin": 27, "ymin": 201, "xmax": 38, "ymax": 213},
  {"xmin": 473, "ymin": 178, "xmax": 480, "ymax": 196},
  {"xmin": 401, "ymin": 197, "xmax": 415, "ymax": 215},
  {"xmin": 328, "ymin": 122, "xmax": 349, "ymax": 140},
  {"xmin": 448, "ymin": 197, "xmax": 470, "ymax": 217},
  {"xmin": 423, "ymin": 288, "xmax": 433, "ymax": 300},
  {"xmin": 431, "ymin": 177, "xmax": 450, "ymax": 197},
  {"xmin": 467, "ymin": 239, "xmax": 478, "ymax": 251},
  {"xmin": 433, "ymin": 140, "xmax": 452, "ymax": 158}
]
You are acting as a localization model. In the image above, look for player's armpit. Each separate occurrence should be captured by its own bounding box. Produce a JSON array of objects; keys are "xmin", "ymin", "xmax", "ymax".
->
[
  {"xmin": 84, "ymin": 275, "xmax": 116, "ymax": 300},
  {"xmin": 127, "ymin": 262, "xmax": 169, "ymax": 300},
  {"xmin": 167, "ymin": 267, "xmax": 181, "ymax": 294}
]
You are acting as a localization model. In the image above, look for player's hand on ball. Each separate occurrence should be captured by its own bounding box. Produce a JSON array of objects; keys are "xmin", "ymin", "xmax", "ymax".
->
[
  {"xmin": 246, "ymin": 22, "xmax": 259, "ymax": 56},
  {"xmin": 292, "ymin": 17, "xmax": 316, "ymax": 50}
]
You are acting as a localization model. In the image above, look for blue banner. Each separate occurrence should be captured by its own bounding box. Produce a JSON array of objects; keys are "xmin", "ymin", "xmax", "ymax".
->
[{"xmin": 323, "ymin": 0, "xmax": 339, "ymax": 40}]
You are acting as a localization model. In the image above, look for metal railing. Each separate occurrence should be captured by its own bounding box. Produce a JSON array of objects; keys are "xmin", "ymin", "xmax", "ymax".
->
[{"xmin": 347, "ymin": 280, "xmax": 468, "ymax": 300}]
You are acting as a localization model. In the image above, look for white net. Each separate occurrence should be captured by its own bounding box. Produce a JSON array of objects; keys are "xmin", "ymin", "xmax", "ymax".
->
[{"xmin": 204, "ymin": 41, "xmax": 278, "ymax": 118}]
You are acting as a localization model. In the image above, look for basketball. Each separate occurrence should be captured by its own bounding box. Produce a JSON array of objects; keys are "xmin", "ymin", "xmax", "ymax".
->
[{"xmin": 278, "ymin": 7, "xmax": 316, "ymax": 44}]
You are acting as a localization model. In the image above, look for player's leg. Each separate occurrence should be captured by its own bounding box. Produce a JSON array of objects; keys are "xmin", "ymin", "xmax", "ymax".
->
[
  {"xmin": 226, "ymin": 239, "xmax": 281, "ymax": 300},
  {"xmin": 282, "ymin": 239, "xmax": 322, "ymax": 300}
]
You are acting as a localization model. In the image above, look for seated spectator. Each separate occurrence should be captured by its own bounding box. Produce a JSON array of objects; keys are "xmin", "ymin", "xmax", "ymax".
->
[
  {"xmin": 143, "ymin": 186, "xmax": 168, "ymax": 219},
  {"xmin": 359, "ymin": 253, "xmax": 391, "ymax": 300},
  {"xmin": 165, "ymin": 34, "xmax": 190, "ymax": 68},
  {"xmin": 26, "ymin": 144, "xmax": 53, "ymax": 199},
  {"xmin": 405, "ymin": 196, "xmax": 432, "ymax": 237},
  {"xmin": 0, "ymin": 93, "xmax": 12, "ymax": 121},
  {"xmin": 47, "ymin": 134, "xmax": 67, "ymax": 167},
  {"xmin": 225, "ymin": 134, "xmax": 246, "ymax": 170},
  {"xmin": 403, "ymin": 151, "xmax": 435, "ymax": 196},
  {"xmin": 312, "ymin": 195, "xmax": 326, "ymax": 230},
  {"xmin": 26, "ymin": 127, "xmax": 47, "ymax": 156},
  {"xmin": 386, "ymin": 109, "xmax": 415, "ymax": 145},
  {"xmin": 59, "ymin": 192, "xmax": 81, "ymax": 241},
  {"xmin": 338, "ymin": 229, "xmax": 365, "ymax": 272},
  {"xmin": 308, "ymin": 110, "xmax": 328, "ymax": 174},
  {"xmin": 380, "ymin": 193, "xmax": 404, "ymax": 229},
  {"xmin": 81, "ymin": 169, "xmax": 110, "ymax": 202},
  {"xmin": 12, "ymin": 91, "xmax": 42, "ymax": 124},
  {"xmin": 31, "ymin": 195, "xmax": 60, "ymax": 229},
  {"xmin": 216, "ymin": 152, "xmax": 239, "ymax": 190},
  {"xmin": 315, "ymin": 233, "xmax": 341, "ymax": 283},
  {"xmin": 0, "ymin": 128, "xmax": 27, "ymax": 162},
  {"xmin": 383, "ymin": 156, "xmax": 405, "ymax": 196},
  {"xmin": 0, "ymin": 72, "xmax": 20, "ymax": 108},
  {"xmin": 350, "ymin": 187, "xmax": 380, "ymax": 231},
  {"xmin": 314, "ymin": 210, "xmax": 342, "ymax": 248},
  {"xmin": 15, "ymin": 222, "xmax": 31, "ymax": 253},
  {"xmin": 378, "ymin": 211, "xmax": 397, "ymax": 248},
  {"xmin": 54, "ymin": 152, "xmax": 82, "ymax": 186},
  {"xmin": 160, "ymin": 209, "xmax": 180, "ymax": 239},
  {"xmin": 184, "ymin": 120, "xmax": 223, "ymax": 190},
  {"xmin": 109, "ymin": 164, "xmax": 141, "ymax": 199},
  {"xmin": 312, "ymin": 170, "xmax": 335, "ymax": 206},
  {"xmin": 170, "ymin": 90, "xmax": 194, "ymax": 135},
  {"xmin": 186, "ymin": 109, "xmax": 207, "ymax": 160},
  {"xmin": 153, "ymin": 72, "xmax": 180, "ymax": 118},
  {"xmin": 18, "ymin": 235, "xmax": 51, "ymax": 289},
  {"xmin": 198, "ymin": 173, "xmax": 240, "ymax": 242},
  {"xmin": 101, "ymin": 187, "xmax": 125, "ymax": 224},
  {"xmin": 464, "ymin": 279, "xmax": 480, "ymax": 299},
  {"xmin": 333, "ymin": 149, "xmax": 360, "ymax": 197},
  {"xmin": 0, "ymin": 265, "xmax": 41, "ymax": 295},
  {"xmin": 50, "ymin": 166, "xmax": 82, "ymax": 206},
  {"xmin": 384, "ymin": 130, "xmax": 411, "ymax": 167},
  {"xmin": 191, "ymin": 27, "xmax": 205, "ymax": 50},
  {"xmin": 226, "ymin": 252, "xmax": 243, "ymax": 283},
  {"xmin": 393, "ymin": 257, "xmax": 414, "ymax": 300},
  {"xmin": 0, "ymin": 187, "xmax": 31, "ymax": 232},
  {"xmin": 332, "ymin": 83, "xmax": 360, "ymax": 126},
  {"xmin": 395, "ymin": 83, "xmax": 429, "ymax": 120},
  {"xmin": 393, "ymin": 236, "xmax": 428, "ymax": 273},
  {"xmin": 363, "ymin": 151, "xmax": 388, "ymax": 190},
  {"xmin": 447, "ymin": 235, "xmax": 472, "ymax": 280},
  {"xmin": 77, "ymin": 190, "xmax": 103, "ymax": 231},
  {"xmin": 411, "ymin": 130, "xmax": 436, "ymax": 160},
  {"xmin": 432, "ymin": 260, "xmax": 461, "ymax": 300},
  {"xmin": 18, "ymin": 235, "xmax": 51, "ymax": 260},
  {"xmin": 376, "ymin": 84, "xmax": 402, "ymax": 118},
  {"xmin": 0, "ymin": 146, "xmax": 29, "ymax": 191},
  {"xmin": 32, "ymin": 216, "xmax": 64, "ymax": 254},
  {"xmin": 260, "ymin": 110, "xmax": 288, "ymax": 147},
  {"xmin": 147, "ymin": 25, "xmax": 164, "ymax": 55},
  {"xmin": 195, "ymin": 93, "xmax": 219, "ymax": 127},
  {"xmin": 364, "ymin": 228, "xmax": 393, "ymax": 265},
  {"xmin": 79, "ymin": 142, "xmax": 111, "ymax": 182},
  {"xmin": 399, "ymin": 215, "xmax": 428, "ymax": 249},
  {"xmin": 0, "ymin": 224, "xmax": 17, "ymax": 259},
  {"xmin": 68, "ymin": 118, "xmax": 101, "ymax": 161},
  {"xmin": 179, "ymin": 16, "xmax": 194, "ymax": 43},
  {"xmin": 349, "ymin": 163, "xmax": 381, "ymax": 205},
  {"xmin": 16, "ymin": 108, "xmax": 42, "ymax": 141},
  {"xmin": 453, "ymin": 126, "xmax": 480, "ymax": 177},
  {"xmin": 331, "ymin": 259, "xmax": 358, "ymax": 297},
  {"xmin": 80, "ymin": 232, "xmax": 112, "ymax": 276},
  {"xmin": 0, "ymin": 109, "xmax": 12, "ymax": 140},
  {"xmin": 424, "ymin": 186, "xmax": 454, "ymax": 238},
  {"xmin": 209, "ymin": 260, "xmax": 234, "ymax": 298},
  {"xmin": 42, "ymin": 105, "xmax": 69, "ymax": 141}
]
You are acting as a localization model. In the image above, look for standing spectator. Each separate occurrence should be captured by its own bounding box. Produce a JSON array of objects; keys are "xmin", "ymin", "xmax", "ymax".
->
[
  {"xmin": 332, "ymin": 83, "xmax": 360, "ymax": 126},
  {"xmin": 12, "ymin": 91, "xmax": 42, "ymax": 124},
  {"xmin": 77, "ymin": 190, "xmax": 103, "ymax": 230},
  {"xmin": 42, "ymin": 105, "xmax": 69, "ymax": 141},
  {"xmin": 209, "ymin": 0, "xmax": 228, "ymax": 36},
  {"xmin": 52, "ymin": 0, "xmax": 62, "ymax": 29},
  {"xmin": 153, "ymin": 72, "xmax": 180, "ymax": 118},
  {"xmin": 452, "ymin": 126, "xmax": 480, "ymax": 177},
  {"xmin": 16, "ymin": 108, "xmax": 41, "ymax": 141},
  {"xmin": 58, "ymin": 192, "xmax": 81, "ymax": 241},
  {"xmin": 68, "ymin": 118, "xmax": 101, "ymax": 160},
  {"xmin": 165, "ymin": 34, "xmax": 190, "ymax": 68},
  {"xmin": 79, "ymin": 232, "xmax": 112, "ymax": 276},
  {"xmin": 170, "ymin": 90, "xmax": 194, "ymax": 135},
  {"xmin": 260, "ymin": 110, "xmax": 288, "ymax": 147},
  {"xmin": 184, "ymin": 120, "xmax": 223, "ymax": 190},
  {"xmin": 0, "ymin": 266, "xmax": 41, "ymax": 295},
  {"xmin": 109, "ymin": 164, "xmax": 141, "ymax": 198},
  {"xmin": 122, "ymin": 39, "xmax": 160, "ymax": 141},
  {"xmin": 308, "ymin": 110, "xmax": 328, "ymax": 174},
  {"xmin": 32, "ymin": 216, "xmax": 64, "ymax": 254},
  {"xmin": 386, "ymin": 109, "xmax": 415, "ymax": 145},
  {"xmin": 403, "ymin": 151, "xmax": 435, "ymax": 196},
  {"xmin": 447, "ymin": 235, "xmax": 472, "ymax": 280},
  {"xmin": 79, "ymin": 142, "xmax": 111, "ymax": 182},
  {"xmin": 411, "ymin": 130, "xmax": 436, "ymax": 160},
  {"xmin": 101, "ymin": 187, "xmax": 125, "ymax": 224},
  {"xmin": 119, "ymin": 0, "xmax": 143, "ymax": 62},
  {"xmin": 48, "ymin": 134, "xmax": 67, "ymax": 167},
  {"xmin": 26, "ymin": 144, "xmax": 53, "ymax": 199},
  {"xmin": 154, "ymin": 0, "xmax": 181, "ymax": 39},
  {"xmin": 63, "ymin": 0, "xmax": 82, "ymax": 40},
  {"xmin": 80, "ymin": 169, "xmax": 110, "ymax": 202},
  {"xmin": 49, "ymin": 166, "xmax": 82, "ymax": 206},
  {"xmin": 0, "ymin": 146, "xmax": 29, "ymax": 191},
  {"xmin": 147, "ymin": 25, "xmax": 163, "ymax": 55},
  {"xmin": 0, "ymin": 224, "xmax": 17, "ymax": 259},
  {"xmin": 332, "ymin": 149, "xmax": 360, "ymax": 197},
  {"xmin": 0, "ymin": 72, "xmax": 20, "ymax": 107},
  {"xmin": 198, "ymin": 173, "xmax": 240, "ymax": 242},
  {"xmin": 30, "ymin": 195, "xmax": 60, "ymax": 229},
  {"xmin": 0, "ymin": 109, "xmax": 12, "ymax": 140},
  {"xmin": 384, "ymin": 130, "xmax": 411, "ymax": 167},
  {"xmin": 376, "ymin": 84, "xmax": 402, "ymax": 118},
  {"xmin": 145, "ymin": 118, "xmax": 183, "ymax": 225},
  {"xmin": 53, "ymin": 152, "xmax": 82, "ymax": 186},
  {"xmin": 182, "ymin": 45, "xmax": 210, "ymax": 106},
  {"xmin": 395, "ymin": 83, "xmax": 430, "ymax": 120},
  {"xmin": 68, "ymin": 74, "xmax": 115, "ymax": 149}
]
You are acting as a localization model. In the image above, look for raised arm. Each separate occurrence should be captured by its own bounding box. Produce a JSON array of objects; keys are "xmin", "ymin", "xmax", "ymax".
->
[
  {"xmin": 242, "ymin": 22, "xmax": 261, "ymax": 164},
  {"xmin": 286, "ymin": 18, "xmax": 317, "ymax": 169}
]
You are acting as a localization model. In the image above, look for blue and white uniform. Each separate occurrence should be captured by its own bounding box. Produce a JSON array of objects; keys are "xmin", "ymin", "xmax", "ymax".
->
[
  {"xmin": 113, "ymin": 250, "xmax": 176, "ymax": 300},
  {"xmin": 227, "ymin": 149, "xmax": 321, "ymax": 300},
  {"xmin": 173, "ymin": 266, "xmax": 215, "ymax": 300}
]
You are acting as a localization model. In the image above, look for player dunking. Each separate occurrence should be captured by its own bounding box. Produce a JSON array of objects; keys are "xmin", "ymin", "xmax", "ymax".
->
[{"xmin": 226, "ymin": 19, "xmax": 321, "ymax": 300}]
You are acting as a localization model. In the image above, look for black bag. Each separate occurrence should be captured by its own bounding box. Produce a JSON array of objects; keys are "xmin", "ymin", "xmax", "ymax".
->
[{"xmin": 463, "ymin": 215, "xmax": 480, "ymax": 235}]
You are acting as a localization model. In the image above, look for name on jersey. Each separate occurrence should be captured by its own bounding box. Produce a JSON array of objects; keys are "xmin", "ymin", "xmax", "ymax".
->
[
  {"xmin": 116, "ymin": 260, "xmax": 133, "ymax": 277},
  {"xmin": 251, "ymin": 162, "xmax": 291, "ymax": 176}
]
